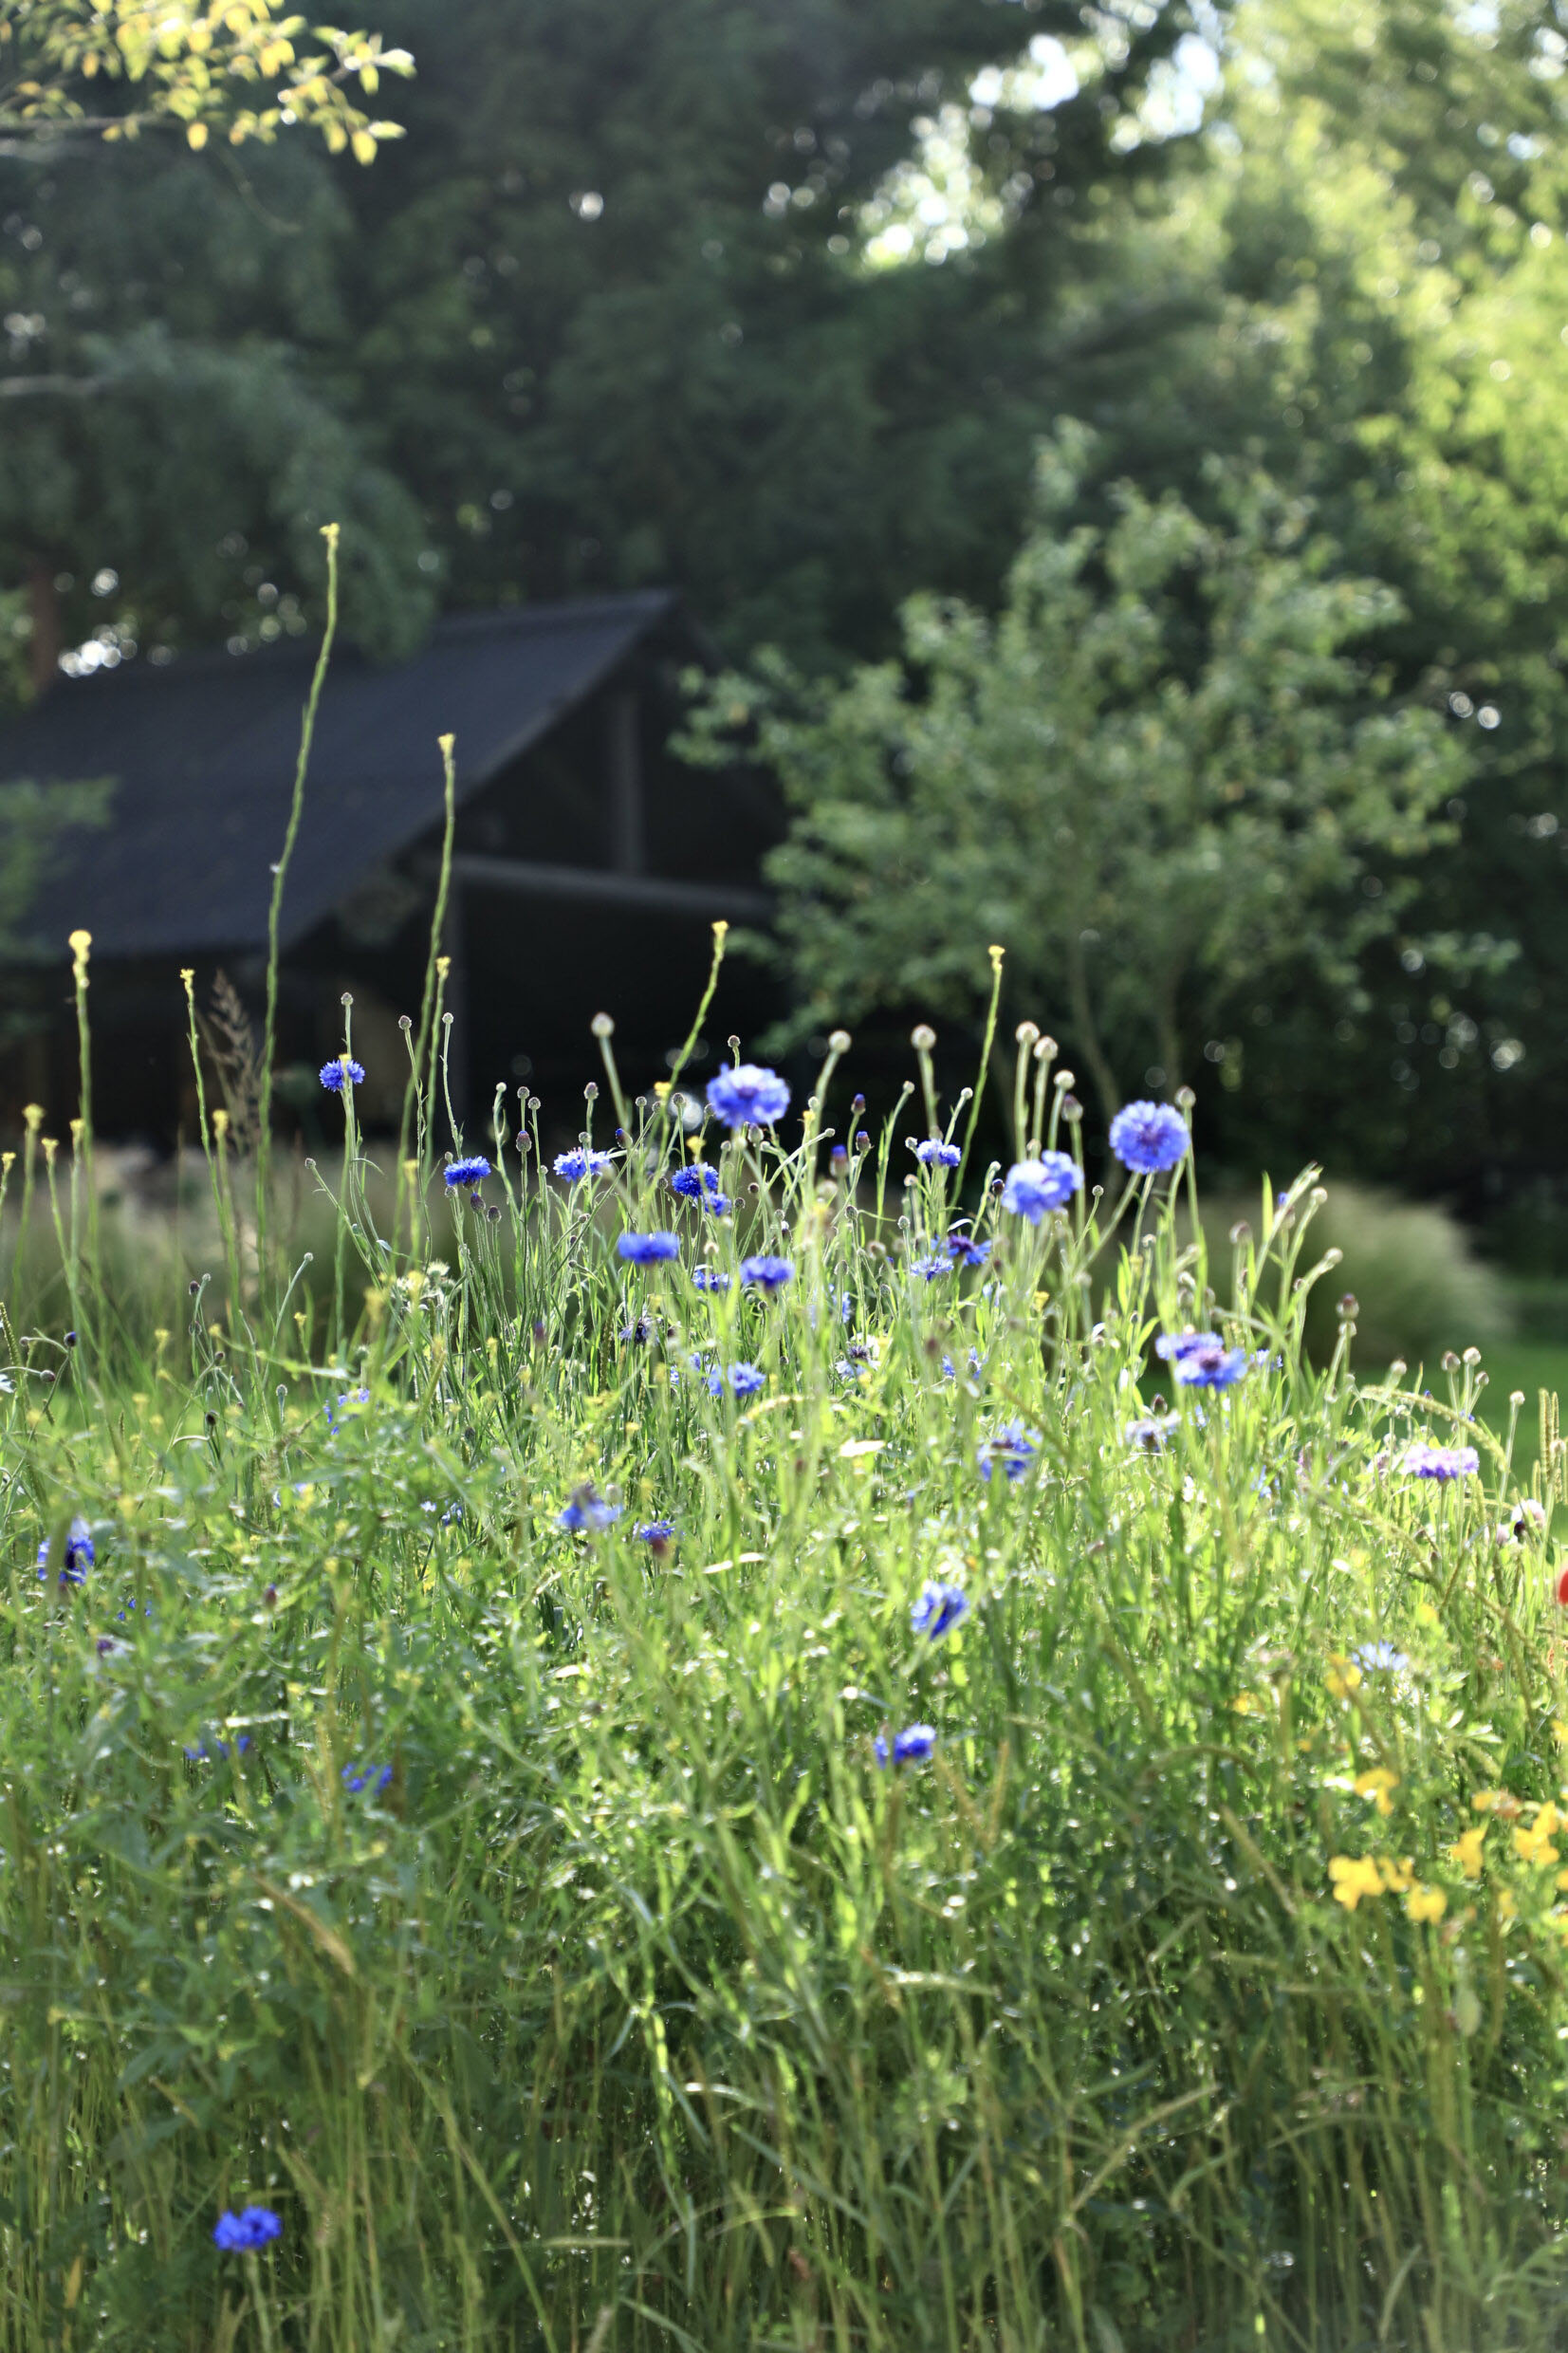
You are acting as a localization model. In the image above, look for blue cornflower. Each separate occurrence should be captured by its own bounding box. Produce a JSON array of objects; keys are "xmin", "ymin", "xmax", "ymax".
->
[
  {"xmin": 875, "ymin": 1724, "xmax": 937, "ymax": 1769},
  {"xmin": 709, "ymin": 1361, "xmax": 766, "ymax": 1399},
  {"xmin": 1108, "ymin": 1100, "xmax": 1190, "ymax": 1176},
  {"xmin": 911, "ymin": 1581, "xmax": 968, "ymax": 1640},
  {"xmin": 671, "ymin": 1163, "xmax": 725, "ymax": 1203},
  {"xmin": 740, "ymin": 1253, "xmax": 793, "ymax": 1293},
  {"xmin": 946, "ymin": 1232, "xmax": 992, "ymax": 1268},
  {"xmin": 440, "ymin": 1501, "xmax": 463, "ymax": 1528},
  {"xmin": 341, "ymin": 1762, "xmax": 394, "ymax": 1794},
  {"xmin": 618, "ymin": 1231, "xmax": 679, "ymax": 1265},
  {"xmin": 1127, "ymin": 1414, "xmax": 1178, "ymax": 1453},
  {"xmin": 836, "ymin": 1358, "xmax": 867, "ymax": 1382},
  {"xmin": 37, "ymin": 1515, "xmax": 94, "ymax": 1585},
  {"xmin": 913, "ymin": 1138, "xmax": 961, "ymax": 1168},
  {"xmin": 213, "ymin": 2207, "xmax": 282, "ymax": 2253},
  {"xmin": 706, "ymin": 1063, "xmax": 790, "ymax": 1130},
  {"xmin": 636, "ymin": 1519, "xmax": 674, "ymax": 1543},
  {"xmin": 554, "ymin": 1148, "xmax": 614, "ymax": 1183},
  {"xmin": 557, "ymin": 1488, "xmax": 622, "ymax": 1532},
  {"xmin": 692, "ymin": 1267, "xmax": 731, "ymax": 1292},
  {"xmin": 320, "ymin": 1056, "xmax": 365, "ymax": 1092},
  {"xmin": 1401, "ymin": 1441, "xmax": 1479, "ymax": 1481},
  {"xmin": 1157, "ymin": 1331, "xmax": 1249, "ymax": 1390},
  {"xmin": 444, "ymin": 1157, "xmax": 491, "ymax": 1188},
  {"xmin": 978, "ymin": 1422, "xmax": 1040, "ymax": 1483},
  {"xmin": 184, "ymin": 1734, "xmax": 251, "ymax": 1760},
  {"xmin": 1354, "ymin": 1641, "xmax": 1411, "ymax": 1673},
  {"xmin": 910, "ymin": 1253, "xmax": 951, "ymax": 1281},
  {"xmin": 1002, "ymin": 1155, "xmax": 1081, "ymax": 1221},
  {"xmin": 830, "ymin": 1143, "xmax": 849, "ymax": 1166}
]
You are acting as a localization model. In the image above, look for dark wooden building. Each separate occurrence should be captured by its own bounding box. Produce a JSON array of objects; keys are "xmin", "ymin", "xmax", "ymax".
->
[{"xmin": 0, "ymin": 592, "xmax": 779, "ymax": 1141}]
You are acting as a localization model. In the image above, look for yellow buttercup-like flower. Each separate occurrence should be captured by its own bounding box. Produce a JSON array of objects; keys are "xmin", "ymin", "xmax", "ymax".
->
[
  {"xmin": 1449, "ymin": 1827, "xmax": 1485, "ymax": 1879},
  {"xmin": 1513, "ymin": 1804, "xmax": 1560, "ymax": 1869},
  {"xmin": 1329, "ymin": 1855, "xmax": 1383, "ymax": 1910},
  {"xmin": 1406, "ymin": 1884, "xmax": 1447, "ymax": 1924},
  {"xmin": 1355, "ymin": 1768, "xmax": 1398, "ymax": 1818}
]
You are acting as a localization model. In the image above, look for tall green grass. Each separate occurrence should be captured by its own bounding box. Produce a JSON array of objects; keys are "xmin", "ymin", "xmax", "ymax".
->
[
  {"xmin": 4, "ymin": 587, "xmax": 1568, "ymax": 2345},
  {"xmin": 1, "ymin": 974, "xmax": 1565, "ymax": 2353}
]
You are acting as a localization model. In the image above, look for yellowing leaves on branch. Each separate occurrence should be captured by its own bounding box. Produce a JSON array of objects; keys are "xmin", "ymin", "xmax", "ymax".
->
[{"xmin": 0, "ymin": 0, "xmax": 413, "ymax": 155}]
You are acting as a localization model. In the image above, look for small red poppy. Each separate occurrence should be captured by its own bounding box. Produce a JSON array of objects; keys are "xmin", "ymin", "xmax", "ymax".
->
[{"xmin": 1554, "ymin": 1564, "xmax": 1568, "ymax": 1608}]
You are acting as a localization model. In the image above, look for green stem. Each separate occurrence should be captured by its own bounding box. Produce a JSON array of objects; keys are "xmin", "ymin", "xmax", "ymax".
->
[{"xmin": 254, "ymin": 522, "xmax": 341, "ymax": 1310}]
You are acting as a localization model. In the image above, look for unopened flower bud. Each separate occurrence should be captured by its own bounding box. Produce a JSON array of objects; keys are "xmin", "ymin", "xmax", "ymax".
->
[
  {"xmin": 828, "ymin": 1029, "xmax": 851, "ymax": 1052},
  {"xmin": 911, "ymin": 1023, "xmax": 936, "ymax": 1051},
  {"xmin": 1015, "ymin": 1021, "xmax": 1040, "ymax": 1047},
  {"xmin": 1175, "ymin": 1085, "xmax": 1195, "ymax": 1111},
  {"xmin": 1054, "ymin": 1069, "xmax": 1075, "ymax": 1090},
  {"xmin": 1337, "ymin": 1293, "xmax": 1358, "ymax": 1319},
  {"xmin": 1061, "ymin": 1096, "xmax": 1082, "ymax": 1122},
  {"xmin": 591, "ymin": 1012, "xmax": 615, "ymax": 1037}
]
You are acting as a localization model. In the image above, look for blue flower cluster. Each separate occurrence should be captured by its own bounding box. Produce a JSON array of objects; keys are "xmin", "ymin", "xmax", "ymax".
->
[
  {"xmin": 618, "ymin": 1232, "xmax": 679, "ymax": 1265},
  {"xmin": 709, "ymin": 1362, "xmax": 766, "ymax": 1399},
  {"xmin": 558, "ymin": 1489, "xmax": 622, "ymax": 1532},
  {"xmin": 1002, "ymin": 1155, "xmax": 1081, "ymax": 1222},
  {"xmin": 319, "ymin": 1056, "xmax": 365, "ymax": 1092},
  {"xmin": 1108, "ymin": 1100, "xmax": 1189, "ymax": 1175},
  {"xmin": 37, "ymin": 1514, "xmax": 94, "ymax": 1586},
  {"xmin": 707, "ymin": 1063, "xmax": 790, "ymax": 1130},
  {"xmin": 671, "ymin": 1163, "xmax": 728, "ymax": 1207},
  {"xmin": 1155, "ymin": 1331, "xmax": 1249, "ymax": 1390},
  {"xmin": 875, "ymin": 1724, "xmax": 936, "ymax": 1769},
  {"xmin": 978, "ymin": 1422, "xmax": 1040, "ymax": 1483},
  {"xmin": 444, "ymin": 1157, "xmax": 491, "ymax": 1189},
  {"xmin": 554, "ymin": 1148, "xmax": 613, "ymax": 1184},
  {"xmin": 911, "ymin": 1580, "xmax": 968, "ymax": 1640},
  {"xmin": 741, "ymin": 1254, "xmax": 793, "ymax": 1294},
  {"xmin": 913, "ymin": 1138, "xmax": 961, "ymax": 1168},
  {"xmin": 1401, "ymin": 1441, "xmax": 1479, "ymax": 1481},
  {"xmin": 342, "ymin": 1762, "xmax": 393, "ymax": 1794},
  {"xmin": 213, "ymin": 2207, "xmax": 282, "ymax": 2252}
]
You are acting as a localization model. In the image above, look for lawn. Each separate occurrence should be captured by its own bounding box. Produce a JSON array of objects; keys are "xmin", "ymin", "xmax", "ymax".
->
[{"xmin": 3, "ymin": 972, "xmax": 1567, "ymax": 2353}]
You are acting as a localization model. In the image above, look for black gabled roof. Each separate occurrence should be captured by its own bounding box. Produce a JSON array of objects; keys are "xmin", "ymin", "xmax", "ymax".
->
[{"xmin": 4, "ymin": 590, "xmax": 687, "ymax": 958}]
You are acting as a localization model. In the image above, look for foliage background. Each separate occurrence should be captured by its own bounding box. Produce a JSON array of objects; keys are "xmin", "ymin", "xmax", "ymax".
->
[{"xmin": 3, "ymin": 0, "xmax": 1568, "ymax": 1236}]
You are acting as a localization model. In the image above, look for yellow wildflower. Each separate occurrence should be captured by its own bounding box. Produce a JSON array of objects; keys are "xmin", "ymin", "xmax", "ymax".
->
[
  {"xmin": 1329, "ymin": 1855, "xmax": 1383, "ymax": 1910},
  {"xmin": 1376, "ymin": 1857, "xmax": 1414, "ymax": 1895},
  {"xmin": 1326, "ymin": 1655, "xmax": 1363, "ymax": 1701},
  {"xmin": 1449, "ymin": 1827, "xmax": 1485, "ymax": 1879},
  {"xmin": 1499, "ymin": 1888, "xmax": 1518, "ymax": 1922},
  {"xmin": 1406, "ymin": 1884, "xmax": 1447, "ymax": 1924},
  {"xmin": 1355, "ymin": 1768, "xmax": 1398, "ymax": 1818},
  {"xmin": 1513, "ymin": 1807, "xmax": 1561, "ymax": 1869}
]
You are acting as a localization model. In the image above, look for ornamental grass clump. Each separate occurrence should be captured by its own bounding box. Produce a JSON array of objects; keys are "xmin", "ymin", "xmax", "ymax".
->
[{"xmin": 4, "ymin": 745, "xmax": 1568, "ymax": 2347}]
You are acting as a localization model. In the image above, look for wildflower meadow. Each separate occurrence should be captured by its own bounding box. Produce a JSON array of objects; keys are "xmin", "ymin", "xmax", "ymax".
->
[{"xmin": 5, "ymin": 810, "xmax": 1568, "ymax": 2351}]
